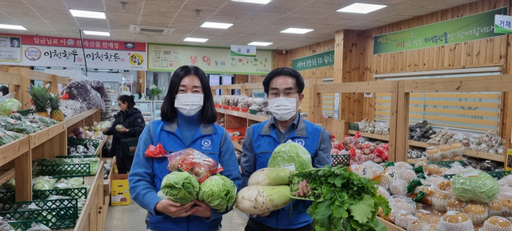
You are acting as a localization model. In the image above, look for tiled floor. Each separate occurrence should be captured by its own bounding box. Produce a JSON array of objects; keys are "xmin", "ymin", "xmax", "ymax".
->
[{"xmin": 104, "ymin": 201, "xmax": 249, "ymax": 231}]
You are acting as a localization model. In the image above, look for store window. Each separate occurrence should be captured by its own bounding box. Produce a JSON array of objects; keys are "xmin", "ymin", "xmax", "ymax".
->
[{"xmin": 374, "ymin": 67, "xmax": 502, "ymax": 132}]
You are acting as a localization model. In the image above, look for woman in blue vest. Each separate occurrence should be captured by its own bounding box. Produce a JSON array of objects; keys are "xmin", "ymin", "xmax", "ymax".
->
[
  {"xmin": 129, "ymin": 65, "xmax": 242, "ymax": 231},
  {"xmin": 241, "ymin": 67, "xmax": 332, "ymax": 231}
]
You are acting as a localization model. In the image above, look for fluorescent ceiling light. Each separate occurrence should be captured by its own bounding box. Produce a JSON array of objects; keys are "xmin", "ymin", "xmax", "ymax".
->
[
  {"xmin": 0, "ymin": 24, "xmax": 27, "ymax": 30},
  {"xmin": 70, "ymin": 9, "xmax": 106, "ymax": 19},
  {"xmin": 281, "ymin": 28, "xmax": 314, "ymax": 34},
  {"xmin": 201, "ymin": 22, "xmax": 233, "ymax": 29},
  {"xmin": 83, "ymin": 30, "xmax": 110, "ymax": 36},
  {"xmin": 248, "ymin": 41, "xmax": 273, "ymax": 46},
  {"xmin": 184, "ymin": 37, "xmax": 208, "ymax": 43},
  {"xmin": 337, "ymin": 3, "xmax": 387, "ymax": 14},
  {"xmin": 231, "ymin": 0, "xmax": 272, "ymax": 4}
]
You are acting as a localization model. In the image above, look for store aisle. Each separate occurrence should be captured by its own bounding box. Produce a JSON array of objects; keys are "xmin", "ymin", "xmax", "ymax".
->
[{"xmin": 104, "ymin": 201, "xmax": 249, "ymax": 231}]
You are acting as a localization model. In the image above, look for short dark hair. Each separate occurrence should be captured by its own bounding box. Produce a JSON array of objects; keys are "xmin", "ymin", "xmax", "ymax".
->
[
  {"xmin": 118, "ymin": 95, "xmax": 135, "ymax": 110},
  {"xmin": 0, "ymin": 86, "xmax": 8, "ymax": 96},
  {"xmin": 161, "ymin": 65, "xmax": 216, "ymax": 124},
  {"xmin": 262, "ymin": 67, "xmax": 305, "ymax": 94}
]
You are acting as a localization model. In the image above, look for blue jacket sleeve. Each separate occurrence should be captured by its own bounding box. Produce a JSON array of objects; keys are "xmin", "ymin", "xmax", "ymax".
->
[
  {"xmin": 128, "ymin": 125, "xmax": 163, "ymax": 217},
  {"xmin": 313, "ymin": 129, "xmax": 332, "ymax": 168},
  {"xmin": 205, "ymin": 129, "xmax": 242, "ymax": 222},
  {"xmin": 240, "ymin": 127, "xmax": 255, "ymax": 188}
]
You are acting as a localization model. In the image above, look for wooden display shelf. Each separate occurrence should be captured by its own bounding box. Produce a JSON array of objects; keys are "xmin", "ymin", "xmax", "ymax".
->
[
  {"xmin": 66, "ymin": 109, "xmax": 97, "ymax": 128},
  {"xmin": 216, "ymin": 109, "xmax": 270, "ymax": 122},
  {"xmin": 29, "ymin": 121, "xmax": 66, "ymax": 148},
  {"xmin": 408, "ymin": 140, "xmax": 431, "ymax": 148},
  {"xmin": 378, "ymin": 217, "xmax": 404, "ymax": 231},
  {"xmin": 464, "ymin": 150, "xmax": 505, "ymax": 162},
  {"xmin": 225, "ymin": 109, "xmax": 248, "ymax": 118},
  {"xmin": 348, "ymin": 130, "xmax": 390, "ymax": 141},
  {"xmin": 247, "ymin": 114, "xmax": 269, "ymax": 122},
  {"xmin": 95, "ymin": 136, "xmax": 108, "ymax": 155},
  {"xmin": 0, "ymin": 136, "xmax": 29, "ymax": 166},
  {"xmin": 233, "ymin": 141, "xmax": 242, "ymax": 151},
  {"xmin": 0, "ymin": 168, "xmax": 15, "ymax": 185}
]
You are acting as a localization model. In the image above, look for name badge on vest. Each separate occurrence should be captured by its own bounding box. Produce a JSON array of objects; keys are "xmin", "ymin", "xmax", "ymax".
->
[
  {"xmin": 201, "ymin": 138, "xmax": 213, "ymax": 150},
  {"xmin": 293, "ymin": 138, "xmax": 306, "ymax": 147}
]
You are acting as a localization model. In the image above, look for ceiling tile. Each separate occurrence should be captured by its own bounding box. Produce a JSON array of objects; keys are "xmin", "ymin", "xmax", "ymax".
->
[
  {"xmin": 105, "ymin": 2, "xmax": 143, "ymax": 14},
  {"xmin": 170, "ymin": 18, "xmax": 203, "ymax": 28},
  {"xmin": 65, "ymin": 2, "xmax": 105, "ymax": 11},
  {"xmin": 172, "ymin": 6, "xmax": 218, "ymax": 21},
  {"xmin": 140, "ymin": 15, "xmax": 174, "ymax": 27},
  {"xmin": 257, "ymin": 4, "xmax": 301, "ymax": 14},
  {"xmin": 144, "ymin": 0, "xmax": 186, "ymax": 4},
  {"xmin": 106, "ymin": 13, "xmax": 140, "ymax": 25},
  {"xmin": 221, "ymin": 1, "xmax": 265, "ymax": 12},
  {"xmin": 185, "ymin": 0, "xmax": 228, "ymax": 8},
  {"xmin": 143, "ymin": 2, "xmax": 181, "ymax": 12},
  {"xmin": 38, "ymin": 13, "xmax": 76, "ymax": 24}
]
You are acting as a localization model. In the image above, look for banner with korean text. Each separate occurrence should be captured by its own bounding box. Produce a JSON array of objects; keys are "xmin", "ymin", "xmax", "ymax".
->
[
  {"xmin": 0, "ymin": 34, "xmax": 147, "ymax": 70},
  {"xmin": 292, "ymin": 50, "xmax": 334, "ymax": 71}
]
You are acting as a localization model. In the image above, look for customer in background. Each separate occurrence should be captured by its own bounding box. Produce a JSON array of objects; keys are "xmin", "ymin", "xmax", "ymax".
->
[
  {"xmin": 0, "ymin": 86, "xmax": 8, "ymax": 96},
  {"xmin": 103, "ymin": 95, "xmax": 146, "ymax": 174},
  {"xmin": 129, "ymin": 65, "xmax": 242, "ymax": 231},
  {"xmin": 241, "ymin": 67, "xmax": 332, "ymax": 231}
]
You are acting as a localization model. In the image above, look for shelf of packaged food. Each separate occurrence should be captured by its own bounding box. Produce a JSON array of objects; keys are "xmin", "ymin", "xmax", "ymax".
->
[
  {"xmin": 0, "ymin": 136, "xmax": 29, "ymax": 166},
  {"xmin": 463, "ymin": 150, "xmax": 505, "ymax": 162},
  {"xmin": 247, "ymin": 114, "xmax": 269, "ymax": 122},
  {"xmin": 95, "ymin": 136, "xmax": 109, "ymax": 155},
  {"xmin": 233, "ymin": 141, "xmax": 242, "ymax": 152},
  {"xmin": 0, "ymin": 168, "xmax": 15, "ymax": 185},
  {"xmin": 378, "ymin": 217, "xmax": 404, "ymax": 231},
  {"xmin": 29, "ymin": 121, "xmax": 67, "ymax": 148},
  {"xmin": 66, "ymin": 109, "xmax": 98, "ymax": 128},
  {"xmin": 348, "ymin": 130, "xmax": 390, "ymax": 141}
]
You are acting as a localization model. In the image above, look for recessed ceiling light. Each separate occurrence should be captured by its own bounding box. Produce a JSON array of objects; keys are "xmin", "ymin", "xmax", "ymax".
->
[
  {"xmin": 248, "ymin": 41, "xmax": 273, "ymax": 46},
  {"xmin": 0, "ymin": 24, "xmax": 27, "ymax": 30},
  {"xmin": 281, "ymin": 28, "xmax": 314, "ymax": 34},
  {"xmin": 231, "ymin": 0, "xmax": 272, "ymax": 4},
  {"xmin": 70, "ymin": 9, "xmax": 106, "ymax": 19},
  {"xmin": 337, "ymin": 3, "xmax": 387, "ymax": 14},
  {"xmin": 184, "ymin": 37, "xmax": 209, "ymax": 43},
  {"xmin": 83, "ymin": 30, "xmax": 110, "ymax": 36},
  {"xmin": 201, "ymin": 22, "xmax": 233, "ymax": 29}
]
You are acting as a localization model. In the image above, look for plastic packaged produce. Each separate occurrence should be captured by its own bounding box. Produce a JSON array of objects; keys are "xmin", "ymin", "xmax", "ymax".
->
[
  {"xmin": 481, "ymin": 216, "xmax": 512, "ymax": 231},
  {"xmin": 198, "ymin": 175, "xmax": 236, "ymax": 213},
  {"xmin": 158, "ymin": 172, "xmax": 199, "ymax": 204},
  {"xmin": 452, "ymin": 170, "xmax": 501, "ymax": 203},
  {"xmin": 167, "ymin": 148, "xmax": 223, "ymax": 183},
  {"xmin": 63, "ymin": 80, "xmax": 105, "ymax": 110},
  {"xmin": 267, "ymin": 142, "xmax": 312, "ymax": 172},
  {"xmin": 86, "ymin": 79, "xmax": 108, "ymax": 98},
  {"xmin": 32, "ymin": 176, "xmax": 57, "ymax": 190},
  {"xmin": 437, "ymin": 211, "xmax": 474, "ymax": 231},
  {"xmin": 0, "ymin": 99, "xmax": 21, "ymax": 117},
  {"xmin": 0, "ymin": 216, "xmax": 14, "ymax": 231},
  {"xmin": 464, "ymin": 203, "xmax": 488, "ymax": 225}
]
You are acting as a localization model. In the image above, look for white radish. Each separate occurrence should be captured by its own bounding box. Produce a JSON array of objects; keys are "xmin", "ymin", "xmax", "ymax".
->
[
  {"xmin": 248, "ymin": 168, "xmax": 291, "ymax": 186},
  {"xmin": 235, "ymin": 185, "xmax": 293, "ymax": 215}
]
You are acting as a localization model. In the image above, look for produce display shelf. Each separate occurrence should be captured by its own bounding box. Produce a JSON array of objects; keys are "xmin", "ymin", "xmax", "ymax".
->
[
  {"xmin": 29, "ymin": 121, "xmax": 66, "ymax": 148},
  {"xmin": 233, "ymin": 142, "xmax": 242, "ymax": 152},
  {"xmin": 94, "ymin": 136, "xmax": 108, "ymax": 155},
  {"xmin": 348, "ymin": 130, "xmax": 389, "ymax": 141},
  {"xmin": 378, "ymin": 217, "xmax": 405, "ymax": 231},
  {"xmin": 0, "ymin": 169, "xmax": 15, "ymax": 185},
  {"xmin": 408, "ymin": 140, "xmax": 430, "ymax": 148},
  {"xmin": 247, "ymin": 114, "xmax": 269, "ymax": 122},
  {"xmin": 0, "ymin": 136, "xmax": 29, "ymax": 166},
  {"xmin": 463, "ymin": 150, "xmax": 505, "ymax": 162},
  {"xmin": 216, "ymin": 109, "xmax": 269, "ymax": 122},
  {"xmin": 66, "ymin": 109, "xmax": 97, "ymax": 128}
]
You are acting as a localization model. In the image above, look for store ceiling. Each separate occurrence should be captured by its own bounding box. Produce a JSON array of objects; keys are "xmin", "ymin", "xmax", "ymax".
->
[{"xmin": 0, "ymin": 0, "xmax": 478, "ymax": 50}]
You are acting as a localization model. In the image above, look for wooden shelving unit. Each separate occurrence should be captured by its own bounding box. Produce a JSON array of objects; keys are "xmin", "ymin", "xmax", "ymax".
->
[
  {"xmin": 378, "ymin": 217, "xmax": 404, "ymax": 231},
  {"xmin": 348, "ymin": 130, "xmax": 390, "ymax": 141}
]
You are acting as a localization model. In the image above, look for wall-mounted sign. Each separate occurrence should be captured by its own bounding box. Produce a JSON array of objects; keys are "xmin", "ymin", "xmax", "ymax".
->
[
  {"xmin": 148, "ymin": 43, "xmax": 272, "ymax": 74},
  {"xmin": 0, "ymin": 35, "xmax": 22, "ymax": 62},
  {"xmin": 495, "ymin": 14, "xmax": 512, "ymax": 34},
  {"xmin": 373, "ymin": 7, "xmax": 508, "ymax": 54},
  {"xmin": 231, "ymin": 45, "xmax": 256, "ymax": 57},
  {"xmin": 292, "ymin": 50, "xmax": 334, "ymax": 71},
  {"xmin": 0, "ymin": 34, "xmax": 147, "ymax": 70}
]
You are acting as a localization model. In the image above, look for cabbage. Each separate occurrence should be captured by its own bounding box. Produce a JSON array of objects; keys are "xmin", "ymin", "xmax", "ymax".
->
[
  {"xmin": 268, "ymin": 142, "xmax": 312, "ymax": 172},
  {"xmin": 0, "ymin": 99, "xmax": 21, "ymax": 116},
  {"xmin": 32, "ymin": 176, "xmax": 57, "ymax": 190},
  {"xmin": 452, "ymin": 170, "xmax": 500, "ymax": 203},
  {"xmin": 158, "ymin": 172, "xmax": 199, "ymax": 204},
  {"xmin": 198, "ymin": 175, "xmax": 236, "ymax": 212}
]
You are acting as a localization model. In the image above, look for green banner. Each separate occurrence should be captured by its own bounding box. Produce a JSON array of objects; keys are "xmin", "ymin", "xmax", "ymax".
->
[
  {"xmin": 148, "ymin": 44, "xmax": 272, "ymax": 74},
  {"xmin": 292, "ymin": 50, "xmax": 334, "ymax": 71},
  {"xmin": 373, "ymin": 7, "xmax": 508, "ymax": 54}
]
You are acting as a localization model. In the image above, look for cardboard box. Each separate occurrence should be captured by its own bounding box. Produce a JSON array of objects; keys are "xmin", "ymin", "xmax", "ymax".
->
[{"xmin": 111, "ymin": 174, "xmax": 130, "ymax": 206}]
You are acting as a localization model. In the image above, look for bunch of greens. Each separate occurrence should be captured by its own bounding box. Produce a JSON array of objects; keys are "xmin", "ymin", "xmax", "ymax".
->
[
  {"xmin": 198, "ymin": 175, "xmax": 237, "ymax": 212},
  {"xmin": 0, "ymin": 128, "xmax": 21, "ymax": 147},
  {"xmin": 158, "ymin": 172, "xmax": 199, "ymax": 204},
  {"xmin": 290, "ymin": 166, "xmax": 391, "ymax": 231}
]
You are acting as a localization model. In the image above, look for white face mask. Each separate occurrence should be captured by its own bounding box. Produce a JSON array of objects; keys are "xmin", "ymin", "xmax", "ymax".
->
[
  {"xmin": 268, "ymin": 97, "xmax": 298, "ymax": 121},
  {"xmin": 175, "ymin": 93, "xmax": 204, "ymax": 116}
]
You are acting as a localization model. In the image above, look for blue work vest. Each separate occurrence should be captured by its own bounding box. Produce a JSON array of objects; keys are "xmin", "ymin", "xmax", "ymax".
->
[
  {"xmin": 148, "ymin": 120, "xmax": 226, "ymax": 231},
  {"xmin": 249, "ymin": 118, "xmax": 324, "ymax": 229}
]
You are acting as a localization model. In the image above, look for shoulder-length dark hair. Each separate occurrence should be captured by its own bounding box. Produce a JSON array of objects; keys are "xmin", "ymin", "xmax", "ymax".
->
[
  {"xmin": 161, "ymin": 65, "xmax": 216, "ymax": 124},
  {"xmin": 118, "ymin": 95, "xmax": 135, "ymax": 110}
]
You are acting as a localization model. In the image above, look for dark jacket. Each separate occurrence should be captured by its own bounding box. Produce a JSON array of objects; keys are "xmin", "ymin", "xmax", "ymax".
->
[{"xmin": 104, "ymin": 108, "xmax": 146, "ymax": 157}]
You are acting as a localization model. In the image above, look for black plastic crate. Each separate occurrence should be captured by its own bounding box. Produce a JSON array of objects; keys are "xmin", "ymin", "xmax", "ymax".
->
[{"xmin": 332, "ymin": 154, "xmax": 351, "ymax": 167}]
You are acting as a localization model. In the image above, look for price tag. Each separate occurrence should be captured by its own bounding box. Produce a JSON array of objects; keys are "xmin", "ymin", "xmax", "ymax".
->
[
  {"xmin": 463, "ymin": 171, "xmax": 479, "ymax": 177},
  {"xmin": 281, "ymin": 163, "xmax": 296, "ymax": 172},
  {"xmin": 232, "ymin": 111, "xmax": 237, "ymax": 116}
]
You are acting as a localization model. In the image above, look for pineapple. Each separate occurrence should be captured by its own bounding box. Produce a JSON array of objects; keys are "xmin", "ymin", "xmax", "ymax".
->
[
  {"xmin": 49, "ymin": 94, "xmax": 64, "ymax": 122},
  {"xmin": 30, "ymin": 84, "xmax": 50, "ymax": 118}
]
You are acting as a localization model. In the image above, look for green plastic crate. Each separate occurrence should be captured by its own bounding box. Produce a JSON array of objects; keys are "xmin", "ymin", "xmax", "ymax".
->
[
  {"xmin": 67, "ymin": 137, "xmax": 100, "ymax": 150},
  {"xmin": 33, "ymin": 187, "xmax": 88, "ymax": 200},
  {"xmin": 0, "ymin": 198, "xmax": 78, "ymax": 230},
  {"xmin": 0, "ymin": 190, "xmax": 15, "ymax": 203},
  {"xmin": 57, "ymin": 154, "xmax": 100, "ymax": 159},
  {"xmin": 41, "ymin": 163, "xmax": 91, "ymax": 177},
  {"xmin": 332, "ymin": 154, "xmax": 351, "ymax": 167},
  {"xmin": 428, "ymin": 161, "xmax": 465, "ymax": 168},
  {"xmin": 348, "ymin": 122, "xmax": 360, "ymax": 131},
  {"xmin": 444, "ymin": 171, "xmax": 510, "ymax": 180},
  {"xmin": 9, "ymin": 219, "xmax": 50, "ymax": 230}
]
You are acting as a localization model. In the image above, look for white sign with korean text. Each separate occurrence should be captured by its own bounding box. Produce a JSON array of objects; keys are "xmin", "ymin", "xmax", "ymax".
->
[
  {"xmin": 0, "ymin": 45, "xmax": 147, "ymax": 70},
  {"xmin": 231, "ymin": 45, "xmax": 256, "ymax": 57},
  {"xmin": 495, "ymin": 14, "xmax": 512, "ymax": 34}
]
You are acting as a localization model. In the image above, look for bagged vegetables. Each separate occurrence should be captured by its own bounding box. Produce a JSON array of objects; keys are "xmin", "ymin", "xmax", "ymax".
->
[
  {"xmin": 198, "ymin": 175, "xmax": 237, "ymax": 212},
  {"xmin": 158, "ymin": 172, "xmax": 199, "ymax": 204},
  {"xmin": 167, "ymin": 148, "xmax": 223, "ymax": 183},
  {"xmin": 0, "ymin": 99, "xmax": 21, "ymax": 117},
  {"xmin": 267, "ymin": 142, "xmax": 312, "ymax": 172},
  {"xmin": 452, "ymin": 170, "xmax": 500, "ymax": 203}
]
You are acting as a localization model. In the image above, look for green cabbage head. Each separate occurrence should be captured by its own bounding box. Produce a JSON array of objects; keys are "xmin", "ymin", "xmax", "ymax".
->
[
  {"xmin": 198, "ymin": 175, "xmax": 237, "ymax": 213},
  {"xmin": 452, "ymin": 170, "xmax": 500, "ymax": 203},
  {"xmin": 268, "ymin": 142, "xmax": 312, "ymax": 172},
  {"xmin": 0, "ymin": 99, "xmax": 21, "ymax": 117},
  {"xmin": 159, "ymin": 172, "xmax": 199, "ymax": 204}
]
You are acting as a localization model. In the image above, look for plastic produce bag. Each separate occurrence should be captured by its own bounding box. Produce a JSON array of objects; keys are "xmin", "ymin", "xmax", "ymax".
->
[
  {"xmin": 268, "ymin": 141, "xmax": 312, "ymax": 172},
  {"xmin": 27, "ymin": 222, "xmax": 51, "ymax": 231},
  {"xmin": 0, "ymin": 216, "xmax": 14, "ymax": 231},
  {"xmin": 167, "ymin": 148, "xmax": 223, "ymax": 183},
  {"xmin": 63, "ymin": 80, "xmax": 105, "ymax": 110},
  {"xmin": 145, "ymin": 143, "xmax": 166, "ymax": 158},
  {"xmin": 452, "ymin": 170, "xmax": 500, "ymax": 203},
  {"xmin": 86, "ymin": 80, "xmax": 108, "ymax": 98},
  {"xmin": 0, "ymin": 98, "xmax": 21, "ymax": 117}
]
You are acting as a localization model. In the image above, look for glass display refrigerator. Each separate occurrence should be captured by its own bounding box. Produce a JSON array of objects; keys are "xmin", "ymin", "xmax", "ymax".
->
[{"xmin": 135, "ymin": 100, "xmax": 153, "ymax": 124}]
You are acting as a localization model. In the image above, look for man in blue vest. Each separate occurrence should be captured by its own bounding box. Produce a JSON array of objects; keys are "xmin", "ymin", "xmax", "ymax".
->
[{"xmin": 241, "ymin": 67, "xmax": 332, "ymax": 231}]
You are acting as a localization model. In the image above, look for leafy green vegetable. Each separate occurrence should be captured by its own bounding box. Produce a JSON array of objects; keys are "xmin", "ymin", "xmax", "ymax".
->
[
  {"xmin": 268, "ymin": 142, "xmax": 312, "ymax": 172},
  {"xmin": 452, "ymin": 170, "xmax": 500, "ymax": 203},
  {"xmin": 0, "ymin": 178, "xmax": 15, "ymax": 191},
  {"xmin": 0, "ymin": 99, "xmax": 21, "ymax": 117},
  {"xmin": 198, "ymin": 175, "xmax": 237, "ymax": 212},
  {"xmin": 290, "ymin": 166, "xmax": 391, "ymax": 231},
  {"xmin": 32, "ymin": 176, "xmax": 57, "ymax": 190},
  {"xmin": 159, "ymin": 172, "xmax": 199, "ymax": 204}
]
